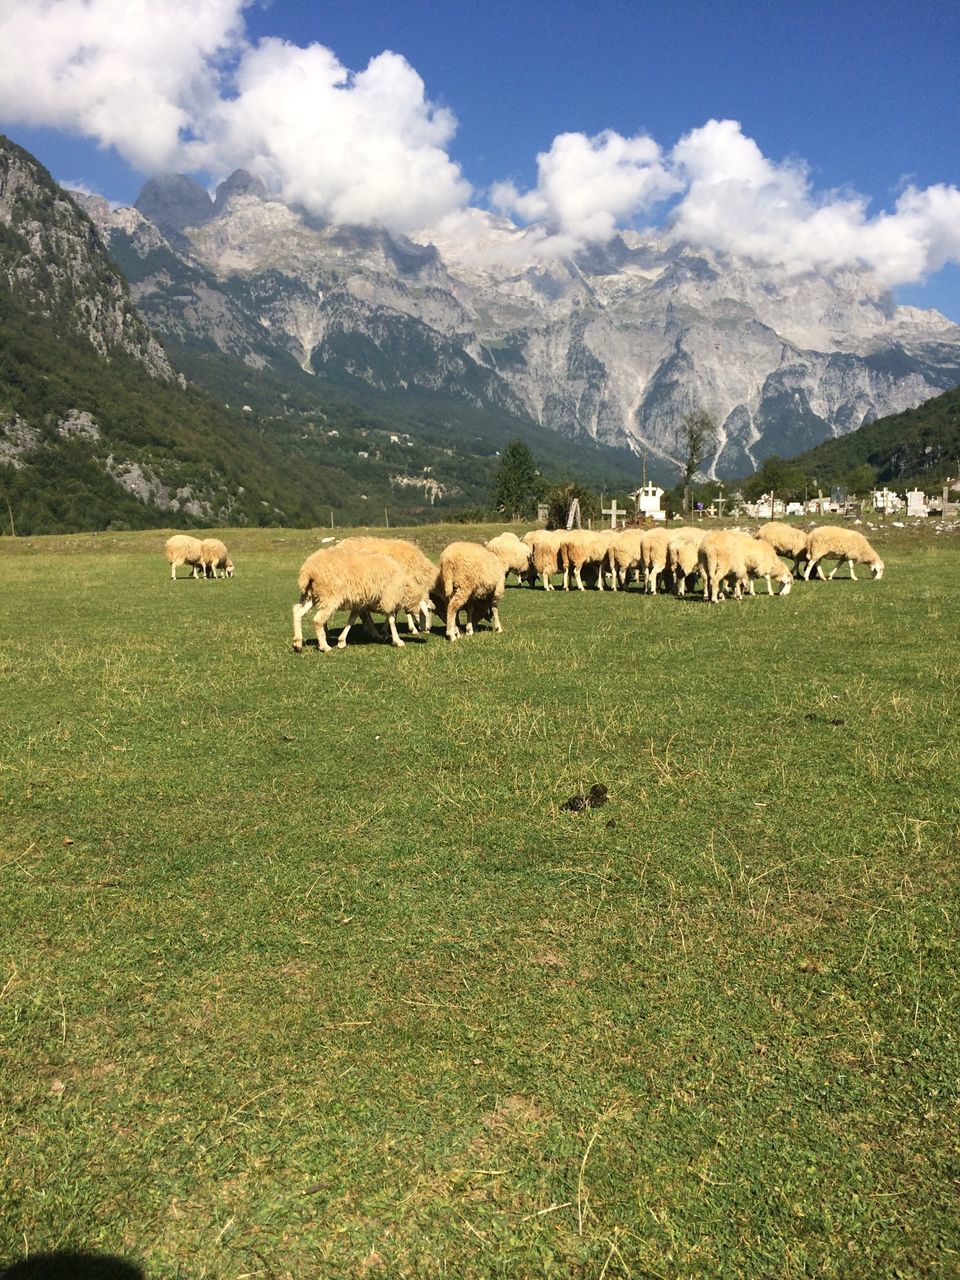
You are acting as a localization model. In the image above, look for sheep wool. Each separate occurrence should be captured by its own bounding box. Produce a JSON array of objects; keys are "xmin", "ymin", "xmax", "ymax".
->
[
  {"xmin": 485, "ymin": 532, "xmax": 533, "ymax": 583},
  {"xmin": 524, "ymin": 530, "xmax": 566, "ymax": 590},
  {"xmin": 754, "ymin": 522, "xmax": 808, "ymax": 572},
  {"xmin": 165, "ymin": 534, "xmax": 204, "ymax": 580},
  {"xmin": 804, "ymin": 527, "xmax": 884, "ymax": 581},
  {"xmin": 558, "ymin": 530, "xmax": 614, "ymax": 591},
  {"xmin": 200, "ymin": 538, "xmax": 234, "ymax": 579},
  {"xmin": 436, "ymin": 541, "xmax": 506, "ymax": 640},
  {"xmin": 292, "ymin": 547, "xmax": 426, "ymax": 653},
  {"xmin": 665, "ymin": 528, "xmax": 707, "ymax": 596},
  {"xmin": 335, "ymin": 536, "xmax": 439, "ymax": 632}
]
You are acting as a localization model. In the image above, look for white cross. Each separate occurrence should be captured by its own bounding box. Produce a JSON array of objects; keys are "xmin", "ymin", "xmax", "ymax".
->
[{"xmin": 602, "ymin": 498, "xmax": 626, "ymax": 528}]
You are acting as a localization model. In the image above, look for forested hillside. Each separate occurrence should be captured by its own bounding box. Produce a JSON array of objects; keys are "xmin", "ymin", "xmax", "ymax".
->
[{"xmin": 784, "ymin": 384, "xmax": 960, "ymax": 490}]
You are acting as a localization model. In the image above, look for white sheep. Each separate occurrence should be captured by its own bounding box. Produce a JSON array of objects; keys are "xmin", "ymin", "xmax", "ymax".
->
[
  {"xmin": 665, "ymin": 527, "xmax": 707, "ymax": 596},
  {"xmin": 605, "ymin": 529, "xmax": 645, "ymax": 590},
  {"xmin": 699, "ymin": 530, "xmax": 791, "ymax": 603},
  {"xmin": 434, "ymin": 541, "xmax": 506, "ymax": 640},
  {"xmin": 292, "ymin": 547, "xmax": 429, "ymax": 653},
  {"xmin": 165, "ymin": 534, "xmax": 204, "ymax": 580},
  {"xmin": 803, "ymin": 527, "xmax": 884, "ymax": 581},
  {"xmin": 754, "ymin": 521, "xmax": 808, "ymax": 574},
  {"xmin": 200, "ymin": 537, "xmax": 234, "ymax": 579},
  {"xmin": 335, "ymin": 536, "xmax": 439, "ymax": 632},
  {"xmin": 523, "ymin": 529, "xmax": 566, "ymax": 590},
  {"xmin": 558, "ymin": 530, "xmax": 614, "ymax": 590},
  {"xmin": 740, "ymin": 537, "xmax": 793, "ymax": 596},
  {"xmin": 485, "ymin": 531, "xmax": 532, "ymax": 585}
]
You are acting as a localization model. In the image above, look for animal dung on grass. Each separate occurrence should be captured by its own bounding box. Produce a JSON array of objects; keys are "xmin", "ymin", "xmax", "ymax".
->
[{"xmin": 560, "ymin": 783, "xmax": 609, "ymax": 812}]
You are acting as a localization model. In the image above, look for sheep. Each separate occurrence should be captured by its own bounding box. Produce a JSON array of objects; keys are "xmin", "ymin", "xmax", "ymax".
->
[
  {"xmin": 335, "ymin": 536, "xmax": 439, "ymax": 632},
  {"xmin": 434, "ymin": 541, "xmax": 506, "ymax": 640},
  {"xmin": 803, "ymin": 527, "xmax": 884, "ymax": 582},
  {"xmin": 485, "ymin": 531, "xmax": 532, "ymax": 585},
  {"xmin": 606, "ymin": 529, "xmax": 646, "ymax": 590},
  {"xmin": 740, "ymin": 538, "xmax": 793, "ymax": 596},
  {"xmin": 699, "ymin": 531, "xmax": 792, "ymax": 603},
  {"xmin": 754, "ymin": 521, "xmax": 808, "ymax": 574},
  {"xmin": 165, "ymin": 534, "xmax": 204, "ymax": 580},
  {"xmin": 558, "ymin": 529, "xmax": 614, "ymax": 591},
  {"xmin": 523, "ymin": 529, "xmax": 566, "ymax": 590},
  {"xmin": 292, "ymin": 547, "xmax": 428, "ymax": 653},
  {"xmin": 665, "ymin": 527, "xmax": 707, "ymax": 596},
  {"xmin": 639, "ymin": 527, "xmax": 677, "ymax": 594},
  {"xmin": 200, "ymin": 537, "xmax": 234, "ymax": 579}
]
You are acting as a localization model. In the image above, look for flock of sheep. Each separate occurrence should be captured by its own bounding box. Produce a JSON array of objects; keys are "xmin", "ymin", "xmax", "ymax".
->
[
  {"xmin": 165, "ymin": 534, "xmax": 234, "ymax": 580},
  {"xmin": 166, "ymin": 520, "xmax": 885, "ymax": 654}
]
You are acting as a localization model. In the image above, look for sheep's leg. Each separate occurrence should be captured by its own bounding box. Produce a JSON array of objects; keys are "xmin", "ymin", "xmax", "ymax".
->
[
  {"xmin": 356, "ymin": 609, "xmax": 379, "ymax": 640},
  {"xmin": 490, "ymin": 604, "xmax": 503, "ymax": 633},
  {"xmin": 292, "ymin": 595, "xmax": 315, "ymax": 653},
  {"xmin": 574, "ymin": 563, "xmax": 586, "ymax": 591},
  {"xmin": 848, "ymin": 559, "xmax": 858, "ymax": 581},
  {"xmin": 446, "ymin": 588, "xmax": 469, "ymax": 639},
  {"xmin": 804, "ymin": 555, "xmax": 823, "ymax": 581},
  {"xmin": 607, "ymin": 556, "xmax": 618, "ymax": 591},
  {"xmin": 336, "ymin": 611, "xmax": 361, "ymax": 649},
  {"xmin": 827, "ymin": 557, "xmax": 843, "ymax": 580},
  {"xmin": 170, "ymin": 562, "xmax": 178, "ymax": 580},
  {"xmin": 765, "ymin": 574, "xmax": 774, "ymax": 595},
  {"xmin": 540, "ymin": 568, "xmax": 553, "ymax": 591},
  {"xmin": 385, "ymin": 612, "xmax": 405, "ymax": 647},
  {"xmin": 311, "ymin": 603, "xmax": 336, "ymax": 653}
]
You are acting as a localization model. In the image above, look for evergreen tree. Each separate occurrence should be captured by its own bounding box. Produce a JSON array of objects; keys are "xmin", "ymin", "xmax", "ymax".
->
[{"xmin": 490, "ymin": 440, "xmax": 541, "ymax": 518}]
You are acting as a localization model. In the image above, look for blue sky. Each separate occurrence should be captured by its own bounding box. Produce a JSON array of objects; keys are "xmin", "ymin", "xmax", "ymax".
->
[{"xmin": 3, "ymin": 0, "xmax": 959, "ymax": 316}]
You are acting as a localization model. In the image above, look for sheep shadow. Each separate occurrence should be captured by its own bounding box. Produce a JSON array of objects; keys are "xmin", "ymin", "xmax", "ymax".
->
[{"xmin": 0, "ymin": 1252, "xmax": 145, "ymax": 1280}]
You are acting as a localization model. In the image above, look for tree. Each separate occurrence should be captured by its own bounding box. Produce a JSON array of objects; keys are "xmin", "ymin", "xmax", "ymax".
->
[
  {"xmin": 544, "ymin": 481, "xmax": 597, "ymax": 530},
  {"xmin": 744, "ymin": 455, "xmax": 806, "ymax": 502},
  {"xmin": 680, "ymin": 411, "xmax": 717, "ymax": 516},
  {"xmin": 490, "ymin": 440, "xmax": 541, "ymax": 519}
]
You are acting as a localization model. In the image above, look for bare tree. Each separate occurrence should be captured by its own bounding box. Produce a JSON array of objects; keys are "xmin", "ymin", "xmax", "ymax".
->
[{"xmin": 680, "ymin": 411, "xmax": 717, "ymax": 517}]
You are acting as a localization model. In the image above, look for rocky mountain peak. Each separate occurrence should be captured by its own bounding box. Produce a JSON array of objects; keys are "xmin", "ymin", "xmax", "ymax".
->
[
  {"xmin": 135, "ymin": 174, "xmax": 213, "ymax": 234},
  {"xmin": 212, "ymin": 169, "xmax": 269, "ymax": 215}
]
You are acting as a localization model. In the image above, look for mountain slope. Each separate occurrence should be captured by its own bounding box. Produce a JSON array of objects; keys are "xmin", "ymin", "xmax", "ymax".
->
[
  {"xmin": 79, "ymin": 170, "xmax": 960, "ymax": 481},
  {"xmin": 0, "ymin": 137, "xmax": 641, "ymax": 534},
  {"xmin": 777, "ymin": 384, "xmax": 960, "ymax": 490}
]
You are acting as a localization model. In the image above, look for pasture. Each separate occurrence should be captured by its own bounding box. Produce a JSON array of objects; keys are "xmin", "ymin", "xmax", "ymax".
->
[{"xmin": 1, "ymin": 521, "xmax": 958, "ymax": 1279}]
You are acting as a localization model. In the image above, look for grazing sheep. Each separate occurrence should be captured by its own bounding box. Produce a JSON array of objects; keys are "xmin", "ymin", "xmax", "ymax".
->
[
  {"xmin": 754, "ymin": 521, "xmax": 808, "ymax": 574},
  {"xmin": 699, "ymin": 531, "xmax": 792, "ymax": 603},
  {"xmin": 292, "ymin": 547, "xmax": 427, "ymax": 653},
  {"xmin": 524, "ymin": 529, "xmax": 566, "ymax": 590},
  {"xmin": 485, "ymin": 531, "xmax": 533, "ymax": 584},
  {"xmin": 165, "ymin": 534, "xmax": 204, "ymax": 580},
  {"xmin": 558, "ymin": 530, "xmax": 614, "ymax": 591},
  {"xmin": 200, "ymin": 537, "xmax": 234, "ymax": 579},
  {"xmin": 336, "ymin": 536, "xmax": 439, "ymax": 632},
  {"xmin": 606, "ymin": 529, "xmax": 646, "ymax": 590},
  {"xmin": 435, "ymin": 541, "xmax": 506, "ymax": 640},
  {"xmin": 639, "ymin": 527, "xmax": 676, "ymax": 594},
  {"xmin": 665, "ymin": 527, "xmax": 707, "ymax": 596},
  {"xmin": 803, "ymin": 527, "xmax": 884, "ymax": 581},
  {"xmin": 741, "ymin": 538, "xmax": 793, "ymax": 596}
]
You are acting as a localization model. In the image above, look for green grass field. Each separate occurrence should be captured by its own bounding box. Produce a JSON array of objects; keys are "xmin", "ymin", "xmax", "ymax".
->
[{"xmin": 1, "ymin": 522, "xmax": 958, "ymax": 1279}]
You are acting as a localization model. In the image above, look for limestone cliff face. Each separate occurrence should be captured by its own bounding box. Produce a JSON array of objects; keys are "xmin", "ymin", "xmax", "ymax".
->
[
  {"xmin": 0, "ymin": 136, "xmax": 173, "ymax": 381},
  {"xmin": 83, "ymin": 168, "xmax": 960, "ymax": 479}
]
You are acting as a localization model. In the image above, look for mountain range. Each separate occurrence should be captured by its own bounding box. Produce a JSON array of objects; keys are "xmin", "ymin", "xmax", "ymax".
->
[{"xmin": 77, "ymin": 168, "xmax": 960, "ymax": 481}]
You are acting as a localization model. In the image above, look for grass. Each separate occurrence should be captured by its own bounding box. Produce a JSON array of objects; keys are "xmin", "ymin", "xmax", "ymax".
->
[{"xmin": 1, "ymin": 520, "xmax": 959, "ymax": 1278}]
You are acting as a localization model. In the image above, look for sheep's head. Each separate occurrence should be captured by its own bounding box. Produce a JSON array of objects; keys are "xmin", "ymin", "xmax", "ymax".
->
[
  {"xmin": 225, "ymin": 559, "xmax": 235, "ymax": 578},
  {"xmin": 871, "ymin": 559, "xmax": 885, "ymax": 580}
]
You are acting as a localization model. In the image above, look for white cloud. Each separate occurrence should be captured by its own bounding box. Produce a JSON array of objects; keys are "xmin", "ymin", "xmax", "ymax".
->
[
  {"xmin": 667, "ymin": 119, "xmax": 960, "ymax": 286},
  {"xmin": 0, "ymin": 0, "xmax": 469, "ymax": 232},
  {"xmin": 492, "ymin": 129, "xmax": 680, "ymax": 248},
  {"xmin": 1, "ymin": 3, "xmax": 958, "ymax": 283}
]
